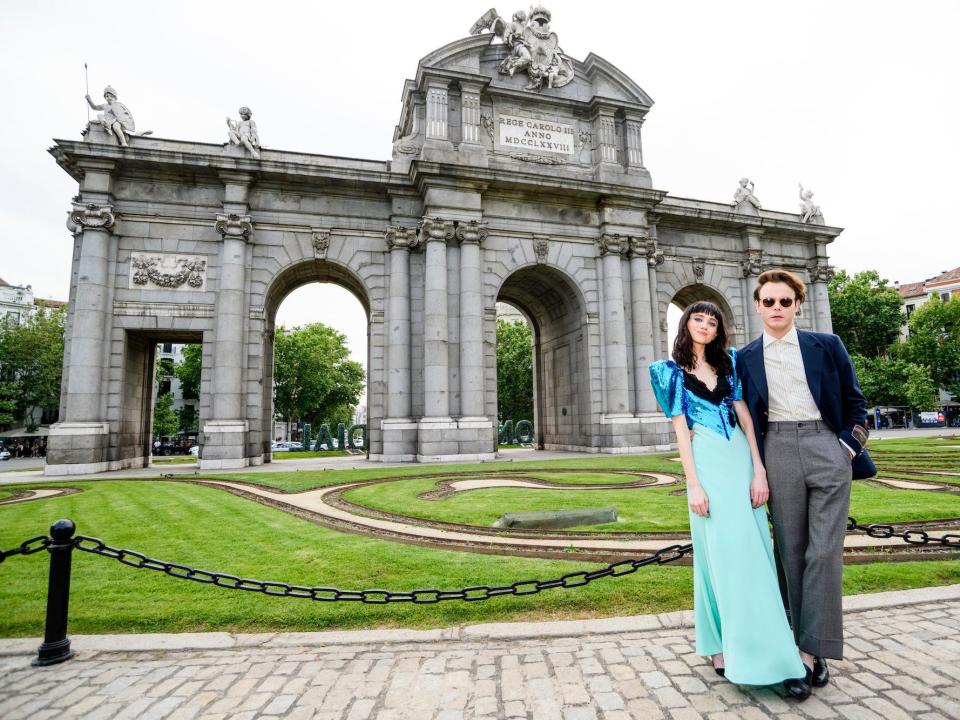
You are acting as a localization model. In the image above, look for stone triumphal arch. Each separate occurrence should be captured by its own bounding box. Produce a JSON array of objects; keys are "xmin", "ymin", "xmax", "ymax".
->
[{"xmin": 47, "ymin": 9, "xmax": 840, "ymax": 474}]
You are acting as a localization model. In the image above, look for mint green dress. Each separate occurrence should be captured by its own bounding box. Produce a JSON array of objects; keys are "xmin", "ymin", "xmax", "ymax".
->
[{"xmin": 649, "ymin": 349, "xmax": 806, "ymax": 686}]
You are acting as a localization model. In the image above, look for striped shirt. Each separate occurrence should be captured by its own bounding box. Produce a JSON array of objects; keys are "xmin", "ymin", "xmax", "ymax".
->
[{"xmin": 762, "ymin": 326, "xmax": 822, "ymax": 422}]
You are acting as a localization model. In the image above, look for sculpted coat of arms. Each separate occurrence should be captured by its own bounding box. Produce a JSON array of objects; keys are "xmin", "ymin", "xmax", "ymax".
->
[{"xmin": 470, "ymin": 5, "xmax": 575, "ymax": 91}]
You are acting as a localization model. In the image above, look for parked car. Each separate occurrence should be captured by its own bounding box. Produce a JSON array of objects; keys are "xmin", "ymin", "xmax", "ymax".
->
[
  {"xmin": 0, "ymin": 448, "xmax": 10, "ymax": 461},
  {"xmin": 271, "ymin": 441, "xmax": 304, "ymax": 452},
  {"xmin": 188, "ymin": 445, "xmax": 199, "ymax": 457}
]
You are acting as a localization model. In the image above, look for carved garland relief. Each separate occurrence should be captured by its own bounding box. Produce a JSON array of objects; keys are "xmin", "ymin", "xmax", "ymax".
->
[{"xmin": 129, "ymin": 253, "xmax": 207, "ymax": 290}]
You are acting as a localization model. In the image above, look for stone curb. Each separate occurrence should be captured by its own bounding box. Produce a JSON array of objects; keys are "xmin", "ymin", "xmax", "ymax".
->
[{"xmin": 1, "ymin": 583, "xmax": 957, "ymax": 658}]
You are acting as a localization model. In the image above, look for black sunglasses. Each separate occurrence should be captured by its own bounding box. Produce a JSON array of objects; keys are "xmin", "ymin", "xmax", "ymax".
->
[{"xmin": 760, "ymin": 297, "xmax": 796, "ymax": 308}]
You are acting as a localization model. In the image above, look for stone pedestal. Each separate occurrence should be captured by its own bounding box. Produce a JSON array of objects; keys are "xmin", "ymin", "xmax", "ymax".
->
[{"xmin": 198, "ymin": 420, "xmax": 250, "ymax": 470}]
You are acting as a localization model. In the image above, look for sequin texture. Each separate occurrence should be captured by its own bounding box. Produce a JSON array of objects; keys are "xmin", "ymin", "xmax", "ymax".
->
[{"xmin": 649, "ymin": 348, "xmax": 743, "ymax": 440}]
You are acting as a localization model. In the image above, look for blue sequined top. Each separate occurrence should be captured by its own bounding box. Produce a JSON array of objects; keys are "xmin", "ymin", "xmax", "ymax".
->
[{"xmin": 648, "ymin": 349, "xmax": 742, "ymax": 440}]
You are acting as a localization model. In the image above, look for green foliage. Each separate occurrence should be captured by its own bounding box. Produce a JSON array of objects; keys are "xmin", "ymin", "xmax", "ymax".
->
[
  {"xmin": 0, "ymin": 307, "xmax": 65, "ymax": 426},
  {"xmin": 496, "ymin": 317, "xmax": 533, "ymax": 423},
  {"xmin": 827, "ymin": 270, "xmax": 904, "ymax": 357},
  {"xmin": 174, "ymin": 344, "xmax": 202, "ymax": 399},
  {"xmin": 155, "ymin": 356, "xmax": 175, "ymax": 393},
  {"xmin": 273, "ymin": 323, "xmax": 365, "ymax": 427},
  {"xmin": 152, "ymin": 393, "xmax": 179, "ymax": 439},
  {"xmin": 175, "ymin": 404, "xmax": 198, "ymax": 433},
  {"xmin": 0, "ymin": 382, "xmax": 16, "ymax": 429},
  {"xmin": 894, "ymin": 295, "xmax": 960, "ymax": 399},
  {"xmin": 851, "ymin": 354, "xmax": 938, "ymax": 410}
]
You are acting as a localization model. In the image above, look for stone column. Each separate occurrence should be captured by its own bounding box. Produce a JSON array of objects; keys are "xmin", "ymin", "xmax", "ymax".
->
[
  {"xmin": 625, "ymin": 116, "xmax": 645, "ymax": 169},
  {"xmin": 598, "ymin": 234, "xmax": 630, "ymax": 416},
  {"xmin": 426, "ymin": 82, "xmax": 449, "ymax": 141},
  {"xmin": 629, "ymin": 233, "xmax": 657, "ymax": 414},
  {"xmin": 421, "ymin": 217, "xmax": 453, "ymax": 419},
  {"xmin": 457, "ymin": 220, "xmax": 487, "ymax": 419},
  {"xmin": 201, "ymin": 197, "xmax": 252, "ymax": 469},
  {"xmin": 384, "ymin": 226, "xmax": 419, "ymax": 419},
  {"xmin": 46, "ymin": 201, "xmax": 116, "ymax": 474},
  {"xmin": 62, "ymin": 202, "xmax": 115, "ymax": 423},
  {"xmin": 740, "ymin": 239, "xmax": 765, "ymax": 341},
  {"xmin": 646, "ymin": 237, "xmax": 665, "ymax": 359},
  {"xmin": 807, "ymin": 258, "xmax": 835, "ymax": 333}
]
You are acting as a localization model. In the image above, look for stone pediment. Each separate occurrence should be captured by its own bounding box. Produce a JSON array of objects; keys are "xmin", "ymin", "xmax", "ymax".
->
[
  {"xmin": 410, "ymin": 35, "xmax": 654, "ymax": 111},
  {"xmin": 394, "ymin": 33, "xmax": 655, "ymax": 189}
]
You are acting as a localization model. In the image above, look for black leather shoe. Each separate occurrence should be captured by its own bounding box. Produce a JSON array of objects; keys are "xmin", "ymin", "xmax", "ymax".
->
[
  {"xmin": 811, "ymin": 657, "xmax": 829, "ymax": 687},
  {"xmin": 714, "ymin": 667, "xmax": 725, "ymax": 677},
  {"xmin": 784, "ymin": 675, "xmax": 811, "ymax": 701}
]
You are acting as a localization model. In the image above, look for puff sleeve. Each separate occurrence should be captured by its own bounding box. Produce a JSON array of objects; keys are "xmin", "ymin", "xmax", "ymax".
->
[
  {"xmin": 729, "ymin": 348, "xmax": 743, "ymax": 402},
  {"xmin": 649, "ymin": 360, "xmax": 685, "ymax": 418}
]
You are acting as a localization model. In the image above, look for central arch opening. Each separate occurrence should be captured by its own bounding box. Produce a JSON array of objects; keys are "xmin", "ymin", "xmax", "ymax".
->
[
  {"xmin": 262, "ymin": 261, "xmax": 370, "ymax": 459},
  {"xmin": 497, "ymin": 265, "xmax": 590, "ymax": 451}
]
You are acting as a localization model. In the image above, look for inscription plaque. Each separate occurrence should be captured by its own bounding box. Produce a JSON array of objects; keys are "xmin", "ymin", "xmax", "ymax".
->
[{"xmin": 497, "ymin": 114, "xmax": 575, "ymax": 155}]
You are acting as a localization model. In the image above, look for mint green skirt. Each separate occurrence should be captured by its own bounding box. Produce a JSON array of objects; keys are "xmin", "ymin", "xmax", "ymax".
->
[{"xmin": 690, "ymin": 424, "xmax": 807, "ymax": 686}]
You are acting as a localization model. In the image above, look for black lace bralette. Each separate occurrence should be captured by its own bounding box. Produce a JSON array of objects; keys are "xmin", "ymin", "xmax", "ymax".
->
[{"xmin": 682, "ymin": 370, "xmax": 731, "ymax": 406}]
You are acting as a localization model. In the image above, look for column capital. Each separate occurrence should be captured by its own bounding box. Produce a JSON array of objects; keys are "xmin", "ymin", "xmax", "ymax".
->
[
  {"xmin": 385, "ymin": 225, "xmax": 419, "ymax": 251},
  {"xmin": 455, "ymin": 220, "xmax": 488, "ymax": 246},
  {"xmin": 597, "ymin": 233, "xmax": 627, "ymax": 257},
  {"xmin": 420, "ymin": 217, "xmax": 455, "ymax": 243},
  {"xmin": 215, "ymin": 213, "xmax": 253, "ymax": 241},
  {"xmin": 741, "ymin": 248, "xmax": 764, "ymax": 277},
  {"xmin": 807, "ymin": 258, "xmax": 835, "ymax": 283},
  {"xmin": 627, "ymin": 230, "xmax": 650, "ymax": 259},
  {"xmin": 68, "ymin": 202, "xmax": 116, "ymax": 233}
]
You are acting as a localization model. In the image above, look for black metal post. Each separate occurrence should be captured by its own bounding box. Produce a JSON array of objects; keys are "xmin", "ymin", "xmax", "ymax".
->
[{"xmin": 33, "ymin": 519, "xmax": 76, "ymax": 666}]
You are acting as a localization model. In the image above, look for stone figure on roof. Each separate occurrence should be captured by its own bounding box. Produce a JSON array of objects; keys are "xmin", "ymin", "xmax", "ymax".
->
[
  {"xmin": 470, "ymin": 5, "xmax": 575, "ymax": 91},
  {"xmin": 85, "ymin": 86, "xmax": 144, "ymax": 147},
  {"xmin": 731, "ymin": 178, "xmax": 762, "ymax": 215},
  {"xmin": 226, "ymin": 107, "xmax": 261, "ymax": 160},
  {"xmin": 798, "ymin": 184, "xmax": 824, "ymax": 224}
]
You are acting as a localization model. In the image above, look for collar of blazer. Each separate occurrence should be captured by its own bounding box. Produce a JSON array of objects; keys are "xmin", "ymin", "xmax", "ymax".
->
[{"xmin": 739, "ymin": 329, "xmax": 825, "ymax": 408}]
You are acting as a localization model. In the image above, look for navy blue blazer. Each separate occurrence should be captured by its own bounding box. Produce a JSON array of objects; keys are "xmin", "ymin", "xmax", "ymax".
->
[{"xmin": 736, "ymin": 329, "xmax": 876, "ymax": 479}]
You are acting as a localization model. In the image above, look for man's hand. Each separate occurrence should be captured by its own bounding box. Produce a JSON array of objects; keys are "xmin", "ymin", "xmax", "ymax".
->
[{"xmin": 688, "ymin": 485, "xmax": 709, "ymax": 517}]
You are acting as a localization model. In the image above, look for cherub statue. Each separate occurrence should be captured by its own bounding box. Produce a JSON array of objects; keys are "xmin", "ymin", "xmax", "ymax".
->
[
  {"xmin": 472, "ymin": 9, "xmax": 533, "ymax": 78},
  {"xmin": 798, "ymin": 184, "xmax": 824, "ymax": 224},
  {"xmin": 85, "ymin": 86, "xmax": 146, "ymax": 146},
  {"xmin": 732, "ymin": 178, "xmax": 762, "ymax": 213},
  {"xmin": 226, "ymin": 106, "xmax": 261, "ymax": 159}
]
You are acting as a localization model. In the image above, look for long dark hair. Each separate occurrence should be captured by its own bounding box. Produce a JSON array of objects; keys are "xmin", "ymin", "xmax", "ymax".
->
[{"xmin": 672, "ymin": 301, "xmax": 732, "ymax": 376}]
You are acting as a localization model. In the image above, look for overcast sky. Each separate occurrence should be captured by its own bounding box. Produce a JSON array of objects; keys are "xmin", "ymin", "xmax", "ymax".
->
[{"xmin": 1, "ymin": 0, "xmax": 957, "ymax": 368}]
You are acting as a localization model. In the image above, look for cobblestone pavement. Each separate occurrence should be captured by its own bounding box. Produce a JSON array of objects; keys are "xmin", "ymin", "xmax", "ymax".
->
[{"xmin": 1, "ymin": 588, "xmax": 959, "ymax": 720}]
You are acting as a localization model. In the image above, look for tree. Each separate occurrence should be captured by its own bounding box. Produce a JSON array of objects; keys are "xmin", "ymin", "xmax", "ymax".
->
[
  {"xmin": 156, "ymin": 356, "xmax": 175, "ymax": 393},
  {"xmin": 0, "ymin": 382, "xmax": 16, "ymax": 430},
  {"xmin": 174, "ymin": 344, "xmax": 202, "ymax": 399},
  {"xmin": 851, "ymin": 354, "xmax": 938, "ymax": 410},
  {"xmin": 827, "ymin": 270, "xmax": 904, "ymax": 357},
  {"xmin": 152, "ymin": 393, "xmax": 179, "ymax": 439},
  {"xmin": 496, "ymin": 317, "xmax": 533, "ymax": 423},
  {"xmin": 894, "ymin": 295, "xmax": 960, "ymax": 400},
  {"xmin": 273, "ymin": 323, "xmax": 365, "ymax": 427},
  {"xmin": 176, "ymin": 404, "xmax": 198, "ymax": 433},
  {"xmin": 0, "ymin": 307, "xmax": 65, "ymax": 427}
]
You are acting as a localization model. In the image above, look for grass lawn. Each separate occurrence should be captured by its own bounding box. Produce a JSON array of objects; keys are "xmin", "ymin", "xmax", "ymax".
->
[
  {"xmin": 341, "ymin": 476, "xmax": 960, "ymax": 532},
  {"xmin": 151, "ymin": 456, "xmax": 198, "ymax": 465},
  {"xmin": 214, "ymin": 453, "xmax": 683, "ymax": 493},
  {"xmin": 2, "ymin": 479, "xmax": 958, "ymax": 638},
  {"xmin": 275, "ymin": 450, "xmax": 351, "ymax": 459}
]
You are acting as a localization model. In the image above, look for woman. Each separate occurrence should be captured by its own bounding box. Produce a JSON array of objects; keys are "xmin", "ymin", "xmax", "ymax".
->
[{"xmin": 649, "ymin": 301, "xmax": 807, "ymax": 691}]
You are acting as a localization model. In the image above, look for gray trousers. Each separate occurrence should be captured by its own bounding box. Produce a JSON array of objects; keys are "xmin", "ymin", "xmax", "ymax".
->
[{"xmin": 765, "ymin": 420, "xmax": 852, "ymax": 660}]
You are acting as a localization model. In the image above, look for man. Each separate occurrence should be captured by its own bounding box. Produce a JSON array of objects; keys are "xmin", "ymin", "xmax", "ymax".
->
[{"xmin": 736, "ymin": 268, "xmax": 873, "ymax": 699}]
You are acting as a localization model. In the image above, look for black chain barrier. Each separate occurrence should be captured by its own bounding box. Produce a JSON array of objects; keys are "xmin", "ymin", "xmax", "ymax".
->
[
  {"xmin": 846, "ymin": 517, "xmax": 960, "ymax": 548},
  {"xmin": 69, "ymin": 534, "xmax": 695, "ymax": 603},
  {"xmin": 2, "ymin": 516, "xmax": 959, "ymax": 666}
]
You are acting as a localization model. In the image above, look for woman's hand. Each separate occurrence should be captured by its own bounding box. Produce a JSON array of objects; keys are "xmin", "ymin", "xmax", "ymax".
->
[
  {"xmin": 750, "ymin": 470, "xmax": 769, "ymax": 508},
  {"xmin": 688, "ymin": 485, "xmax": 709, "ymax": 517}
]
